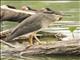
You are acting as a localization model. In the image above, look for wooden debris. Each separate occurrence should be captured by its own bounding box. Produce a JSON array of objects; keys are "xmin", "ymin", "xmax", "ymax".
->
[{"xmin": 1, "ymin": 39, "xmax": 80, "ymax": 56}]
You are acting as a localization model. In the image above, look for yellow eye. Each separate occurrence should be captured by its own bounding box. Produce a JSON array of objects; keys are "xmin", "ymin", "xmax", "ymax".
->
[
  {"xmin": 59, "ymin": 16, "xmax": 63, "ymax": 20},
  {"xmin": 56, "ymin": 15, "xmax": 63, "ymax": 21}
]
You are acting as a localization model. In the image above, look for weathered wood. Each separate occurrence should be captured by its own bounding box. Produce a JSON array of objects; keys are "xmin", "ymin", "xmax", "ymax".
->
[
  {"xmin": 0, "ymin": 39, "xmax": 16, "ymax": 48},
  {"xmin": 21, "ymin": 39, "xmax": 80, "ymax": 56},
  {"xmin": 1, "ymin": 39, "xmax": 80, "ymax": 57}
]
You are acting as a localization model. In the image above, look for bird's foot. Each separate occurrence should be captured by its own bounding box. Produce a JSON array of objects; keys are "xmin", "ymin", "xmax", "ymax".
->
[
  {"xmin": 37, "ymin": 42, "xmax": 42, "ymax": 45},
  {"xmin": 20, "ymin": 45, "xmax": 32, "ymax": 52}
]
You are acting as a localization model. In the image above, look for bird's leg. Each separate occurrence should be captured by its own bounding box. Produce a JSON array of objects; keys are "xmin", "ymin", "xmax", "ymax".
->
[
  {"xmin": 29, "ymin": 34, "xmax": 34, "ymax": 46},
  {"xmin": 33, "ymin": 32, "xmax": 41, "ymax": 44},
  {"xmin": 20, "ymin": 32, "xmax": 41, "ymax": 52},
  {"xmin": 21, "ymin": 34, "xmax": 34, "ymax": 51}
]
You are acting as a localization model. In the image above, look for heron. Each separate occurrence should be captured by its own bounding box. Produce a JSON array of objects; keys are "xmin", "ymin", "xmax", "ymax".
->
[
  {"xmin": 1, "ymin": 5, "xmax": 63, "ymax": 45},
  {"xmin": 4, "ymin": 13, "xmax": 63, "ymax": 46}
]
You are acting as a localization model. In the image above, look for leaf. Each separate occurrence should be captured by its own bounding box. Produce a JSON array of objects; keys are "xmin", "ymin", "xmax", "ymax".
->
[{"xmin": 68, "ymin": 26, "xmax": 77, "ymax": 32}]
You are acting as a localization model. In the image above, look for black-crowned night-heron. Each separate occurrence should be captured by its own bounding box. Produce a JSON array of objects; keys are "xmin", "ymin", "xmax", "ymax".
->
[
  {"xmin": 5, "ymin": 12, "xmax": 63, "ymax": 46},
  {"xmin": 1, "ymin": 5, "xmax": 63, "ymax": 45}
]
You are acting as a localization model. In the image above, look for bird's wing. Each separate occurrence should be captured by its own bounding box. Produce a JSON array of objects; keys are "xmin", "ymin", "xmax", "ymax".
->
[{"xmin": 5, "ymin": 13, "xmax": 43, "ymax": 41}]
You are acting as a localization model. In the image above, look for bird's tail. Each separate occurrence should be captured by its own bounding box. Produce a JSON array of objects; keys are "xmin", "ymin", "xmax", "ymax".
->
[{"xmin": 4, "ymin": 33, "xmax": 17, "ymax": 42}]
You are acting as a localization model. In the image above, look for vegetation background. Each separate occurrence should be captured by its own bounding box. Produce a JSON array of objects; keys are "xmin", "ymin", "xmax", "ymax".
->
[{"xmin": 1, "ymin": 1, "xmax": 80, "ymax": 60}]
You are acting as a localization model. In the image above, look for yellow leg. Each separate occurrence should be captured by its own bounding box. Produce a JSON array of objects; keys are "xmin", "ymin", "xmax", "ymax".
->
[
  {"xmin": 20, "ymin": 35, "xmax": 33, "ymax": 51},
  {"xmin": 33, "ymin": 32, "xmax": 41, "ymax": 44},
  {"xmin": 29, "ymin": 34, "xmax": 33, "ymax": 46},
  {"xmin": 20, "ymin": 34, "xmax": 34, "ymax": 51},
  {"xmin": 28, "ymin": 32, "xmax": 41, "ymax": 46}
]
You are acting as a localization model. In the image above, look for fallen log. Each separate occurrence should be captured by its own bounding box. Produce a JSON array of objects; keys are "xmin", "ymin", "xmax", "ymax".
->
[
  {"xmin": 21, "ymin": 39, "xmax": 80, "ymax": 56},
  {"xmin": 1, "ymin": 39, "xmax": 80, "ymax": 57}
]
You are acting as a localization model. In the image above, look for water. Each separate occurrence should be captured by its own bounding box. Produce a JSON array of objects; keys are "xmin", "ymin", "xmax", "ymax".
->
[{"xmin": 1, "ymin": 55, "xmax": 80, "ymax": 60}]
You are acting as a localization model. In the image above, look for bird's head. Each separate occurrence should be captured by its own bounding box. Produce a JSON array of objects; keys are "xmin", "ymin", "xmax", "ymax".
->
[
  {"xmin": 42, "ymin": 9, "xmax": 63, "ymax": 21},
  {"xmin": 52, "ymin": 14, "xmax": 63, "ymax": 21},
  {"xmin": 43, "ymin": 13, "xmax": 63, "ymax": 23},
  {"xmin": 51, "ymin": 11, "xmax": 63, "ymax": 21}
]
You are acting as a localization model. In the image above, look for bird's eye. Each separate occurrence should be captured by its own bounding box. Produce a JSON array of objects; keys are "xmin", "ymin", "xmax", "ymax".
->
[{"xmin": 59, "ymin": 17, "xmax": 62, "ymax": 20}]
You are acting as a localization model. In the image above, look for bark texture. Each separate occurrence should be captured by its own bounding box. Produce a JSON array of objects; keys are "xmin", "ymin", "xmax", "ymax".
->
[{"xmin": 1, "ymin": 39, "xmax": 80, "ymax": 57}]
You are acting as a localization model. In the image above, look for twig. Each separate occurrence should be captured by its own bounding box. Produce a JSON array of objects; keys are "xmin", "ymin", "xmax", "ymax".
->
[{"xmin": 0, "ymin": 39, "xmax": 16, "ymax": 48}]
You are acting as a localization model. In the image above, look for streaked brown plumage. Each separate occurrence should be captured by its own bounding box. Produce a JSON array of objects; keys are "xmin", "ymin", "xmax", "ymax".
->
[
  {"xmin": 1, "ymin": 5, "xmax": 63, "ymax": 45},
  {"xmin": 5, "ymin": 13, "xmax": 62, "ymax": 44}
]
